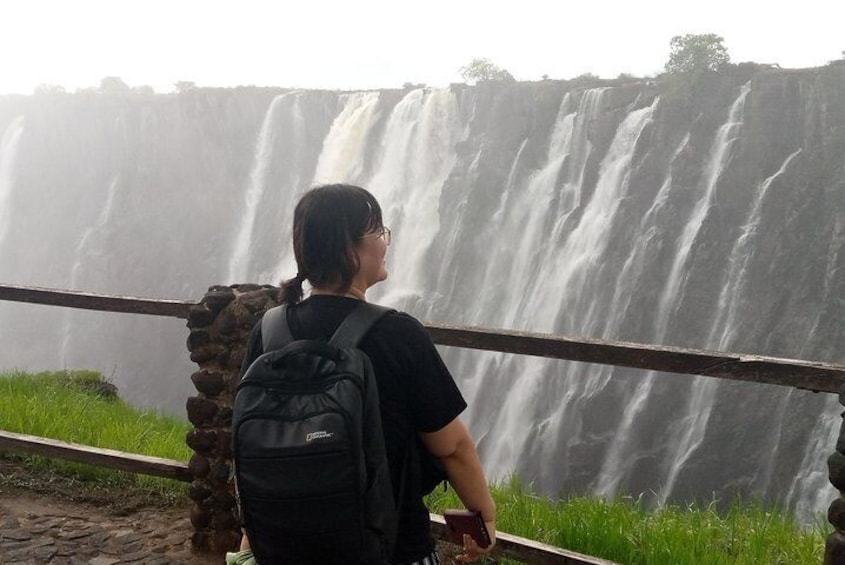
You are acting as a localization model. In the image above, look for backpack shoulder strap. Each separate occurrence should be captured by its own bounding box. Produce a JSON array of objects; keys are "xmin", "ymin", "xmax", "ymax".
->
[
  {"xmin": 329, "ymin": 302, "xmax": 394, "ymax": 349},
  {"xmin": 261, "ymin": 305, "xmax": 295, "ymax": 352}
]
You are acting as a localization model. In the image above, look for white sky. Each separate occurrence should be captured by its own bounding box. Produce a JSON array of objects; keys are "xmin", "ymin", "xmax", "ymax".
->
[{"xmin": 1, "ymin": 0, "xmax": 843, "ymax": 94}]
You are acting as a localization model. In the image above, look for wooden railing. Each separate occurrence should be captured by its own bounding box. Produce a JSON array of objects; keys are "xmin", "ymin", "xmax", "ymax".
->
[
  {"xmin": 2, "ymin": 282, "xmax": 844, "ymax": 564},
  {"xmin": 0, "ymin": 429, "xmax": 191, "ymax": 482},
  {"xmin": 3, "ymin": 284, "xmax": 842, "ymax": 392}
]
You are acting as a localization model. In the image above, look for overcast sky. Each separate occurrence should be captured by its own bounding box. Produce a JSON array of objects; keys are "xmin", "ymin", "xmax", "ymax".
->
[{"xmin": 1, "ymin": 0, "xmax": 843, "ymax": 94}]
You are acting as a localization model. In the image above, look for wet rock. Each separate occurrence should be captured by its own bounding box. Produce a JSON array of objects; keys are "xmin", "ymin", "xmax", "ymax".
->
[
  {"xmin": 190, "ymin": 370, "xmax": 226, "ymax": 397},
  {"xmin": 185, "ymin": 429, "xmax": 217, "ymax": 456},
  {"xmin": 186, "ymin": 397, "xmax": 219, "ymax": 427},
  {"xmin": 187, "ymin": 306, "xmax": 216, "ymax": 329},
  {"xmin": 202, "ymin": 289, "xmax": 235, "ymax": 312},
  {"xmin": 188, "ymin": 454, "xmax": 210, "ymax": 478}
]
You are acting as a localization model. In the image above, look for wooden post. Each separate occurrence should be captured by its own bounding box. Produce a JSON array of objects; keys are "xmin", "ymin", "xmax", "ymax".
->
[{"xmin": 184, "ymin": 284, "xmax": 279, "ymax": 556}]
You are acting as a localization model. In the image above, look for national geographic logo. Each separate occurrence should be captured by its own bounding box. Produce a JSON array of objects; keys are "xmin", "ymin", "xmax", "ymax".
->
[{"xmin": 306, "ymin": 430, "xmax": 334, "ymax": 442}]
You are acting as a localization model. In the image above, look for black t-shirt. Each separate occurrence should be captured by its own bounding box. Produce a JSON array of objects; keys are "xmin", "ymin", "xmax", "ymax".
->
[{"xmin": 239, "ymin": 295, "xmax": 467, "ymax": 563}]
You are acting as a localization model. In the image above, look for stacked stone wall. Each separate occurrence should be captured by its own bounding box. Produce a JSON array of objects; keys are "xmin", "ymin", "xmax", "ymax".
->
[
  {"xmin": 184, "ymin": 284, "xmax": 280, "ymax": 555},
  {"xmin": 827, "ymin": 388, "xmax": 845, "ymax": 564}
]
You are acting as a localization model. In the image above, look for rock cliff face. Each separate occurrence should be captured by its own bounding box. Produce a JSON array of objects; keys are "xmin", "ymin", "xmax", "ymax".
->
[{"xmin": 0, "ymin": 67, "xmax": 843, "ymax": 519}]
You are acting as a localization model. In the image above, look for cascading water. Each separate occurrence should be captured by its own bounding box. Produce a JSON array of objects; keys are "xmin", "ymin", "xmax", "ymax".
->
[
  {"xmin": 595, "ymin": 134, "xmax": 691, "ymax": 498},
  {"xmin": 366, "ymin": 89, "xmax": 463, "ymax": 308},
  {"xmin": 313, "ymin": 92, "xmax": 382, "ymax": 184},
  {"xmin": 60, "ymin": 174, "xmax": 123, "ymax": 363},
  {"xmin": 1, "ymin": 70, "xmax": 843, "ymax": 522},
  {"xmin": 653, "ymin": 84, "xmax": 751, "ymax": 503},
  {"xmin": 0, "ymin": 117, "xmax": 24, "ymax": 250},
  {"xmin": 708, "ymin": 148, "xmax": 802, "ymax": 351},
  {"xmin": 655, "ymin": 83, "xmax": 751, "ymax": 338},
  {"xmin": 227, "ymin": 93, "xmax": 302, "ymax": 284}
]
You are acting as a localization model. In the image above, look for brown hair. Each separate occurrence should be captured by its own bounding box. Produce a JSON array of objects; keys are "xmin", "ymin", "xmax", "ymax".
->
[{"xmin": 279, "ymin": 184, "xmax": 383, "ymax": 304}]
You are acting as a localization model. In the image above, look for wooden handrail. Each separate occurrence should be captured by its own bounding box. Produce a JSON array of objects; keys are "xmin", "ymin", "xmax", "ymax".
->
[
  {"xmin": 0, "ymin": 283, "xmax": 192, "ymax": 319},
  {"xmin": 0, "ymin": 430, "xmax": 191, "ymax": 482},
  {"xmin": 426, "ymin": 324, "xmax": 845, "ymax": 394},
  {"xmin": 430, "ymin": 514, "xmax": 620, "ymax": 565},
  {"xmin": 2, "ymin": 283, "xmax": 844, "ymax": 392}
]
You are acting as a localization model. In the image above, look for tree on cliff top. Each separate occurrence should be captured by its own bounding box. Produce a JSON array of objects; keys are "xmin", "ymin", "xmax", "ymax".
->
[
  {"xmin": 99, "ymin": 76, "xmax": 130, "ymax": 92},
  {"xmin": 664, "ymin": 34, "xmax": 731, "ymax": 74},
  {"xmin": 459, "ymin": 57, "xmax": 515, "ymax": 83}
]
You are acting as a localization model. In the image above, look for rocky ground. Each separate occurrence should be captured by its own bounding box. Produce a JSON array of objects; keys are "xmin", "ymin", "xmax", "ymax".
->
[
  {"xmin": 0, "ymin": 458, "xmax": 215, "ymax": 564},
  {"xmin": 0, "ymin": 458, "xmax": 470, "ymax": 564}
]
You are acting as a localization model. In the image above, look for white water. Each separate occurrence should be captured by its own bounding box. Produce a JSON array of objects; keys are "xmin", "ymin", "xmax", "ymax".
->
[
  {"xmin": 655, "ymin": 83, "xmax": 751, "ymax": 339},
  {"xmin": 657, "ymin": 141, "xmax": 800, "ymax": 503},
  {"xmin": 60, "ymin": 174, "xmax": 123, "ymax": 364},
  {"xmin": 366, "ymin": 89, "xmax": 463, "ymax": 308},
  {"xmin": 0, "ymin": 117, "xmax": 25, "ymax": 251},
  {"xmin": 227, "ymin": 93, "xmax": 302, "ymax": 284},
  {"xmin": 460, "ymin": 92, "xmax": 578, "ymax": 468},
  {"xmin": 708, "ymin": 149, "xmax": 802, "ymax": 348},
  {"xmin": 788, "ymin": 401, "xmax": 840, "ymax": 524},
  {"xmin": 467, "ymin": 94, "xmax": 575, "ymax": 328},
  {"xmin": 514, "ymin": 89, "xmax": 606, "ymax": 333},
  {"xmin": 313, "ymin": 92, "xmax": 381, "ymax": 184},
  {"xmin": 481, "ymin": 96, "xmax": 660, "ymax": 479},
  {"xmin": 657, "ymin": 83, "xmax": 756, "ymax": 503},
  {"xmin": 545, "ymin": 98, "xmax": 658, "ymax": 333},
  {"xmin": 595, "ymin": 134, "xmax": 691, "ymax": 497}
]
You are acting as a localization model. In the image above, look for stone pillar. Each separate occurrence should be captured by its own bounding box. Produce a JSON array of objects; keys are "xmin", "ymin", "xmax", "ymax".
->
[
  {"xmin": 185, "ymin": 284, "xmax": 280, "ymax": 556},
  {"xmin": 826, "ymin": 386, "xmax": 845, "ymax": 564}
]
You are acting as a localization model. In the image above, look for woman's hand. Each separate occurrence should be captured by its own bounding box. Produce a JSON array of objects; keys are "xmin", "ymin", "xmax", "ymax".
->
[{"xmin": 455, "ymin": 520, "xmax": 496, "ymax": 563}]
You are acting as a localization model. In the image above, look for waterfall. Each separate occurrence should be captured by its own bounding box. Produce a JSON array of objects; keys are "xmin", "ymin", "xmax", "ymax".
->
[
  {"xmin": 595, "ymin": 134, "xmax": 691, "ymax": 497},
  {"xmin": 0, "ymin": 117, "xmax": 25, "ymax": 251},
  {"xmin": 655, "ymin": 83, "xmax": 751, "ymax": 338},
  {"xmin": 226, "ymin": 93, "xmax": 304, "ymax": 284},
  {"xmin": 469, "ymin": 93, "xmax": 574, "ymax": 328},
  {"xmin": 60, "ymin": 174, "xmax": 122, "ymax": 364},
  {"xmin": 478, "ymin": 96, "xmax": 659, "ymax": 480},
  {"xmin": 788, "ymin": 404, "xmax": 840, "ymax": 524},
  {"xmin": 1, "ymin": 74, "xmax": 842, "ymax": 520},
  {"xmin": 314, "ymin": 91, "xmax": 381, "ymax": 184},
  {"xmin": 707, "ymin": 149, "xmax": 802, "ymax": 348},
  {"xmin": 512, "ymin": 89, "xmax": 606, "ymax": 333},
  {"xmin": 499, "ymin": 97, "xmax": 576, "ymax": 329},
  {"xmin": 545, "ymin": 97, "xmax": 658, "ymax": 333},
  {"xmin": 366, "ymin": 89, "xmax": 464, "ymax": 309},
  {"xmin": 656, "ymin": 83, "xmax": 754, "ymax": 503}
]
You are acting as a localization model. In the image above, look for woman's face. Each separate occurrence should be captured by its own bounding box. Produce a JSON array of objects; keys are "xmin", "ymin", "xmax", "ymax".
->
[{"xmin": 355, "ymin": 226, "xmax": 389, "ymax": 289}]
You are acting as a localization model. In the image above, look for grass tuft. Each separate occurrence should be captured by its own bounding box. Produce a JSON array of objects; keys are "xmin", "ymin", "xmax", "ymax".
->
[
  {"xmin": 0, "ymin": 369, "xmax": 191, "ymax": 496},
  {"xmin": 426, "ymin": 475, "xmax": 827, "ymax": 564}
]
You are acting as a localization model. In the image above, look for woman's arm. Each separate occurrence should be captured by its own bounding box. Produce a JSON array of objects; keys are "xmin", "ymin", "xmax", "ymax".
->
[{"xmin": 420, "ymin": 417, "xmax": 496, "ymax": 562}]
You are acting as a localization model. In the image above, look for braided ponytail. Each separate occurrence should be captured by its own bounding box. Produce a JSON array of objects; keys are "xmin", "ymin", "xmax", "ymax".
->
[{"xmin": 279, "ymin": 272, "xmax": 305, "ymax": 305}]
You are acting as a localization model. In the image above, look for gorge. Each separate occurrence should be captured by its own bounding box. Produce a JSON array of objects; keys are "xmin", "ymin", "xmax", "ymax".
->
[{"xmin": 1, "ymin": 65, "xmax": 843, "ymax": 523}]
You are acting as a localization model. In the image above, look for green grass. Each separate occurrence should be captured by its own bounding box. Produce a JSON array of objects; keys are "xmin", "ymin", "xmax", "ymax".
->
[
  {"xmin": 427, "ymin": 477, "xmax": 828, "ymax": 564},
  {"xmin": 0, "ymin": 370, "xmax": 828, "ymax": 563},
  {"xmin": 0, "ymin": 369, "xmax": 192, "ymax": 496}
]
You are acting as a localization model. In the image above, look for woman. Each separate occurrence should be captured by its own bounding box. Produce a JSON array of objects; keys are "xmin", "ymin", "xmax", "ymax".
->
[{"xmin": 231, "ymin": 184, "xmax": 496, "ymax": 565}]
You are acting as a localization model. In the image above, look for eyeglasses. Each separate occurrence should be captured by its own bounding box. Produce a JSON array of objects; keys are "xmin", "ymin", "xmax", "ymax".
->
[{"xmin": 358, "ymin": 226, "xmax": 391, "ymax": 246}]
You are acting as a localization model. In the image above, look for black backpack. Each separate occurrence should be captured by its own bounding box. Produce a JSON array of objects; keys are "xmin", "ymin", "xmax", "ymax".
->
[{"xmin": 232, "ymin": 302, "xmax": 396, "ymax": 564}]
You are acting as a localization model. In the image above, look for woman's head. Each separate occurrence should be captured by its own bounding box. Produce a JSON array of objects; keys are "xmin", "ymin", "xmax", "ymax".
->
[{"xmin": 280, "ymin": 184, "xmax": 389, "ymax": 304}]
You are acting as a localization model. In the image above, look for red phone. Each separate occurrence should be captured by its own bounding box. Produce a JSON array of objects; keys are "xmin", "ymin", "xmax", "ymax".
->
[{"xmin": 443, "ymin": 509, "xmax": 492, "ymax": 548}]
